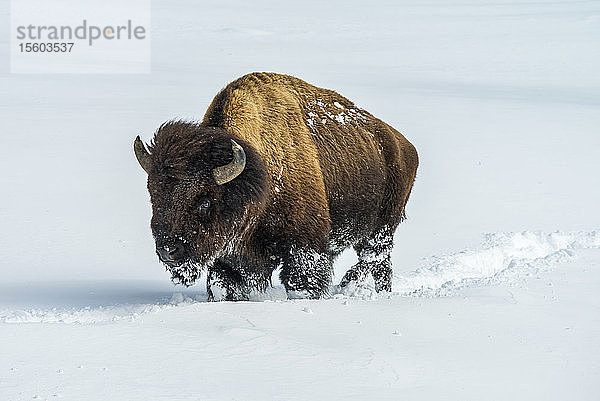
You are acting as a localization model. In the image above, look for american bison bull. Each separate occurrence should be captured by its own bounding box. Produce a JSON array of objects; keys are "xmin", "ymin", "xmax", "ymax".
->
[{"xmin": 134, "ymin": 72, "xmax": 418, "ymax": 300}]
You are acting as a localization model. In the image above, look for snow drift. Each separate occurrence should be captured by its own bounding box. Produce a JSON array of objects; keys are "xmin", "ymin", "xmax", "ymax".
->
[{"xmin": 394, "ymin": 230, "xmax": 600, "ymax": 296}]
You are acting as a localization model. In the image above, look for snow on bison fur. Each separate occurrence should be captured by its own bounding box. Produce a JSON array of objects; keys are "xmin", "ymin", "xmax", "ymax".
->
[{"xmin": 134, "ymin": 72, "xmax": 418, "ymax": 301}]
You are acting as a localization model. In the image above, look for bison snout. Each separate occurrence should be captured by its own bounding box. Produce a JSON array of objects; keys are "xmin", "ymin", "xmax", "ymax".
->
[{"xmin": 156, "ymin": 243, "xmax": 185, "ymax": 264}]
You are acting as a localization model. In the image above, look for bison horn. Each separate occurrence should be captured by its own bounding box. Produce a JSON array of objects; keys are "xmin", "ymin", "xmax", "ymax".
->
[
  {"xmin": 134, "ymin": 135, "xmax": 152, "ymax": 174},
  {"xmin": 213, "ymin": 139, "xmax": 246, "ymax": 185}
]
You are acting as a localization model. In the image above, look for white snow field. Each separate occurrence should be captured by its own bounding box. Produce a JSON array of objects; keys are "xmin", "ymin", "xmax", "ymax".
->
[{"xmin": 1, "ymin": 0, "xmax": 599, "ymax": 400}]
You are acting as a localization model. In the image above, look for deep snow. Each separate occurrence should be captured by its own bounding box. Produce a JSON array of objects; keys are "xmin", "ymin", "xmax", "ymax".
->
[
  {"xmin": 1, "ymin": 0, "xmax": 599, "ymax": 399},
  {"xmin": 1, "ymin": 238, "xmax": 599, "ymax": 400}
]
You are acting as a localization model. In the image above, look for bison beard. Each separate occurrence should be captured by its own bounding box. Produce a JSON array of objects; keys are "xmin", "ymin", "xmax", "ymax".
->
[
  {"xmin": 167, "ymin": 261, "xmax": 202, "ymax": 287},
  {"xmin": 134, "ymin": 72, "xmax": 419, "ymax": 300}
]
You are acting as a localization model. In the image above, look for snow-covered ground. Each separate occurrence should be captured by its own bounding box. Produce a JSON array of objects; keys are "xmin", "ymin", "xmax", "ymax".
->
[{"xmin": 1, "ymin": 0, "xmax": 599, "ymax": 400}]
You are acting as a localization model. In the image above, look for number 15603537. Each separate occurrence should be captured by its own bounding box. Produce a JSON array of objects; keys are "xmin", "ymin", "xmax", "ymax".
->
[{"xmin": 19, "ymin": 42, "xmax": 74, "ymax": 52}]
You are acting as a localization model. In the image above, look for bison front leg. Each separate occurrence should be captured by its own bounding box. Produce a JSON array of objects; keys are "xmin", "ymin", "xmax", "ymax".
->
[
  {"xmin": 279, "ymin": 247, "xmax": 332, "ymax": 299},
  {"xmin": 206, "ymin": 260, "xmax": 272, "ymax": 301},
  {"xmin": 206, "ymin": 262, "xmax": 247, "ymax": 301}
]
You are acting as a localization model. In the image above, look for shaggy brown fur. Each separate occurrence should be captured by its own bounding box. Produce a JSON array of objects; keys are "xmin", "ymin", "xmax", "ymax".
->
[{"xmin": 136, "ymin": 72, "xmax": 418, "ymax": 300}]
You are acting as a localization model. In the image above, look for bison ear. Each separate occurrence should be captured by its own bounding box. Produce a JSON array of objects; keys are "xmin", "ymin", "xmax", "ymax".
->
[
  {"xmin": 134, "ymin": 135, "xmax": 152, "ymax": 174},
  {"xmin": 213, "ymin": 139, "xmax": 246, "ymax": 185}
]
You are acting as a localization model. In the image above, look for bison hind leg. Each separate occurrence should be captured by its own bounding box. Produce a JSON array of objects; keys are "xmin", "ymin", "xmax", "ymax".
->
[{"xmin": 340, "ymin": 230, "xmax": 394, "ymax": 293}]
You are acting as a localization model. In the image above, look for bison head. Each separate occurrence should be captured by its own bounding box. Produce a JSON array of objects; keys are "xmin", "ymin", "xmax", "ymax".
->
[{"xmin": 134, "ymin": 121, "xmax": 268, "ymax": 286}]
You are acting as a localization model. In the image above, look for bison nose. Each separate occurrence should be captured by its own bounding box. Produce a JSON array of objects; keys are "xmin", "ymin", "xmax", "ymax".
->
[{"xmin": 157, "ymin": 243, "xmax": 185, "ymax": 263}]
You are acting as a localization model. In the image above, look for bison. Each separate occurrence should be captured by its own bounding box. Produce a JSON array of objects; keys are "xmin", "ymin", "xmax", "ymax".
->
[{"xmin": 134, "ymin": 72, "xmax": 418, "ymax": 300}]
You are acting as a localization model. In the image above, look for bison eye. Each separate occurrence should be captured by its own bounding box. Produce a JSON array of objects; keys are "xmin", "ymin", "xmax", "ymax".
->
[{"xmin": 198, "ymin": 198, "xmax": 211, "ymax": 212}]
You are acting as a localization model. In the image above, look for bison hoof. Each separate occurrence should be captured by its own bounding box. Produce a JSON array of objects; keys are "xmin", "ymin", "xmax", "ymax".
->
[
  {"xmin": 207, "ymin": 283, "xmax": 226, "ymax": 302},
  {"xmin": 207, "ymin": 283, "xmax": 249, "ymax": 302},
  {"xmin": 287, "ymin": 288, "xmax": 331, "ymax": 300},
  {"xmin": 374, "ymin": 282, "xmax": 392, "ymax": 293},
  {"xmin": 286, "ymin": 290, "xmax": 311, "ymax": 299}
]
